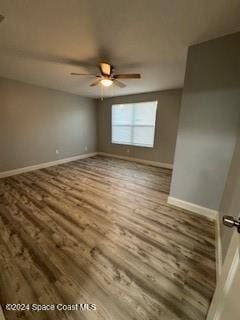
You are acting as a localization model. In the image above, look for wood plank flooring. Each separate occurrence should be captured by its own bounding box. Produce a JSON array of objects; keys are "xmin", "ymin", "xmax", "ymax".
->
[{"xmin": 0, "ymin": 156, "xmax": 216, "ymax": 320}]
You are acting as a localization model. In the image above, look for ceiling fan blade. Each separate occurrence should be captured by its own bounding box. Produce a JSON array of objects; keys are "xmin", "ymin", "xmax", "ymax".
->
[
  {"xmin": 99, "ymin": 62, "xmax": 112, "ymax": 76},
  {"xmin": 0, "ymin": 14, "xmax": 4, "ymax": 23},
  {"xmin": 70, "ymin": 72, "xmax": 100, "ymax": 77},
  {"xmin": 90, "ymin": 79, "xmax": 101, "ymax": 87},
  {"xmin": 114, "ymin": 74, "xmax": 141, "ymax": 79},
  {"xmin": 114, "ymin": 79, "xmax": 126, "ymax": 88}
]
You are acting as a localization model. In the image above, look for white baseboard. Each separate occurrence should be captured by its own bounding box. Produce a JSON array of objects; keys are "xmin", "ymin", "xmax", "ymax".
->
[
  {"xmin": 167, "ymin": 196, "xmax": 218, "ymax": 220},
  {"xmin": 98, "ymin": 152, "xmax": 173, "ymax": 169},
  {"xmin": 0, "ymin": 151, "xmax": 171, "ymax": 178},
  {"xmin": 0, "ymin": 152, "xmax": 98, "ymax": 179}
]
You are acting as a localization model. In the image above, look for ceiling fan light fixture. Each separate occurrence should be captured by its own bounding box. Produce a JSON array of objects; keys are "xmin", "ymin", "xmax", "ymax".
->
[
  {"xmin": 101, "ymin": 79, "xmax": 113, "ymax": 87},
  {"xmin": 70, "ymin": 62, "xmax": 141, "ymax": 89}
]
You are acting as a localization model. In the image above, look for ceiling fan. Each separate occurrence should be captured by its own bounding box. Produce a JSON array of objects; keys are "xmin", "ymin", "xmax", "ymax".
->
[{"xmin": 70, "ymin": 62, "xmax": 141, "ymax": 88}]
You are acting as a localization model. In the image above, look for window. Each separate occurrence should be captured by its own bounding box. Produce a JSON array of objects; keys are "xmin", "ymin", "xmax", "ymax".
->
[{"xmin": 111, "ymin": 101, "xmax": 157, "ymax": 148}]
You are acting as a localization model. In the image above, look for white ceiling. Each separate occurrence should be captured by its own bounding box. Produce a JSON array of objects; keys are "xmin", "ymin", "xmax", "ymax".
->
[{"xmin": 0, "ymin": 0, "xmax": 240, "ymax": 98}]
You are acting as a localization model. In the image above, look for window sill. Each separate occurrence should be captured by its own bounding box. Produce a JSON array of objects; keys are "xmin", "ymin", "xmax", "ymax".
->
[{"xmin": 111, "ymin": 142, "xmax": 154, "ymax": 149}]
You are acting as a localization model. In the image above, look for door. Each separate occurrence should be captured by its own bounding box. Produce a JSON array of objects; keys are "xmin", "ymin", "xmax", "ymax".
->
[{"xmin": 207, "ymin": 228, "xmax": 240, "ymax": 320}]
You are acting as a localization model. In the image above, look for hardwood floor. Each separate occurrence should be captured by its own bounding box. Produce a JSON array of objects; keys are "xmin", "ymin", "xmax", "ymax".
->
[{"xmin": 0, "ymin": 156, "xmax": 216, "ymax": 320}]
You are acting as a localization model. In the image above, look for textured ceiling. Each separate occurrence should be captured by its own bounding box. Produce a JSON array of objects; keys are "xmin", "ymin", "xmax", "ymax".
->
[{"xmin": 0, "ymin": 0, "xmax": 240, "ymax": 98}]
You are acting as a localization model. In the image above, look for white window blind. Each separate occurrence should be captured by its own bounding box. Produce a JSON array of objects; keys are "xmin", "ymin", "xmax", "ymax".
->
[{"xmin": 111, "ymin": 101, "xmax": 157, "ymax": 148}]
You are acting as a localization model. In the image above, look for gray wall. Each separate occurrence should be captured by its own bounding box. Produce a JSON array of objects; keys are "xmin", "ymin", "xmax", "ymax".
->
[
  {"xmin": 219, "ymin": 131, "xmax": 240, "ymax": 261},
  {"xmin": 97, "ymin": 89, "xmax": 182, "ymax": 165},
  {"xmin": 0, "ymin": 78, "xmax": 97, "ymax": 172},
  {"xmin": 170, "ymin": 33, "xmax": 240, "ymax": 211}
]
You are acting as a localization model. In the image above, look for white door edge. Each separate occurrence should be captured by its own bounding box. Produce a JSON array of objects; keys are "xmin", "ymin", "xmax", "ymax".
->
[{"xmin": 207, "ymin": 229, "xmax": 240, "ymax": 320}]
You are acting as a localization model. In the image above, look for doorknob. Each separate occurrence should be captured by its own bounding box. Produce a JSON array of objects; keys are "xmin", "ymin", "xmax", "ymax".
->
[{"xmin": 223, "ymin": 216, "xmax": 240, "ymax": 233}]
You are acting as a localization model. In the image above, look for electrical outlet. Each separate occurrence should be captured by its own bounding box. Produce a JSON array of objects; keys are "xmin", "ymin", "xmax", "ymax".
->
[
  {"xmin": 126, "ymin": 148, "xmax": 130, "ymax": 154},
  {"xmin": 56, "ymin": 149, "xmax": 60, "ymax": 155},
  {"xmin": 84, "ymin": 146, "xmax": 88, "ymax": 151}
]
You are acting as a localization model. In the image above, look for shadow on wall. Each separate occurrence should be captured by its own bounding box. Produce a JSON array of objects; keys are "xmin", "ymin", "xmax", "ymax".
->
[{"xmin": 169, "ymin": 32, "xmax": 240, "ymax": 211}]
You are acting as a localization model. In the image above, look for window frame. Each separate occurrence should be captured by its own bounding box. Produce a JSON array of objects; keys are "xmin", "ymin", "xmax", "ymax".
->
[{"xmin": 111, "ymin": 100, "xmax": 158, "ymax": 148}]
